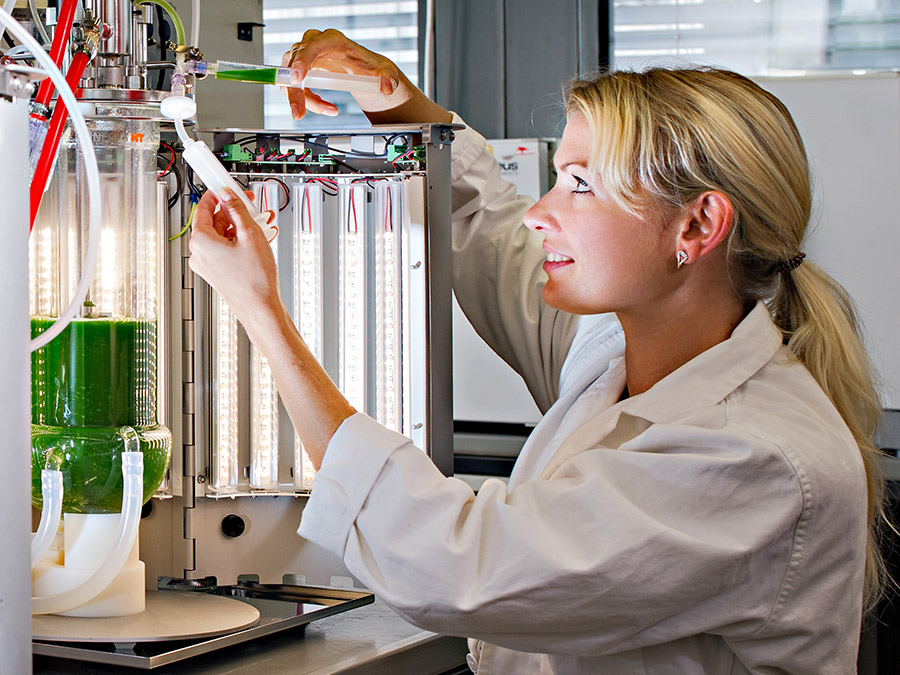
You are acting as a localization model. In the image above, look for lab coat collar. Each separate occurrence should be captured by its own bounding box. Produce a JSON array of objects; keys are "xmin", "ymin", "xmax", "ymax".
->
[
  {"xmin": 618, "ymin": 301, "xmax": 783, "ymax": 425},
  {"xmin": 527, "ymin": 302, "xmax": 783, "ymax": 484}
]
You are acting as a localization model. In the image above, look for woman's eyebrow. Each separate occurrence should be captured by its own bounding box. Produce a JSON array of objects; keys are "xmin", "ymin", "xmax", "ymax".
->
[{"xmin": 553, "ymin": 160, "xmax": 589, "ymax": 173}]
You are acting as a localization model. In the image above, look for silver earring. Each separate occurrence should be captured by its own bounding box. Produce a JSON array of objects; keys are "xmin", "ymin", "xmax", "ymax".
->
[{"xmin": 676, "ymin": 250, "xmax": 688, "ymax": 270}]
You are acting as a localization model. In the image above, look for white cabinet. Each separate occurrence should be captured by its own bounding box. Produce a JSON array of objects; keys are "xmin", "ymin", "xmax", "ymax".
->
[
  {"xmin": 759, "ymin": 74, "xmax": 900, "ymax": 408},
  {"xmin": 452, "ymin": 138, "xmax": 556, "ymax": 425}
]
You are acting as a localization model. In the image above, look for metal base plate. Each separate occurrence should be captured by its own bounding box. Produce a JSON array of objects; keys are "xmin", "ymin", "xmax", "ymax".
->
[
  {"xmin": 33, "ymin": 591, "xmax": 260, "ymax": 643},
  {"xmin": 32, "ymin": 582, "xmax": 375, "ymax": 670}
]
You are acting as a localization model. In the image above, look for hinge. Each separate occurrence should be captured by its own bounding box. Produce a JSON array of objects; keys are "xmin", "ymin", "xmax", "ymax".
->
[
  {"xmin": 181, "ymin": 475, "xmax": 197, "ymax": 576},
  {"xmin": 180, "ymin": 242, "xmax": 197, "ymax": 577}
]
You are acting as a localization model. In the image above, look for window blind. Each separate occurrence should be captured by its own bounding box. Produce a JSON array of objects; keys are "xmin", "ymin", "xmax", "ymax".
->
[
  {"xmin": 613, "ymin": 0, "xmax": 900, "ymax": 75},
  {"xmin": 262, "ymin": 0, "xmax": 419, "ymax": 128}
]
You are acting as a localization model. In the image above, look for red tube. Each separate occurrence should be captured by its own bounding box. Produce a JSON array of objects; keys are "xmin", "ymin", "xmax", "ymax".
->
[
  {"xmin": 33, "ymin": 0, "xmax": 79, "ymax": 111},
  {"xmin": 30, "ymin": 51, "xmax": 90, "ymax": 230}
]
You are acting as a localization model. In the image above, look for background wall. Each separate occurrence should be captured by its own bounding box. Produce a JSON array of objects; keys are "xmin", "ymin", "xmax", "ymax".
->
[
  {"xmin": 434, "ymin": 0, "xmax": 609, "ymax": 139},
  {"xmin": 180, "ymin": 0, "xmax": 266, "ymax": 129}
]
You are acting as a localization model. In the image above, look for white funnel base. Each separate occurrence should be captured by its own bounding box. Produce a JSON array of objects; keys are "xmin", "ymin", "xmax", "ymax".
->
[{"xmin": 32, "ymin": 513, "xmax": 145, "ymax": 617}]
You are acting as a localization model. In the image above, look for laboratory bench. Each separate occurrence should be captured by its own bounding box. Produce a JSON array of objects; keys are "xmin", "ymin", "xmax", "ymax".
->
[{"xmin": 33, "ymin": 599, "xmax": 470, "ymax": 675}]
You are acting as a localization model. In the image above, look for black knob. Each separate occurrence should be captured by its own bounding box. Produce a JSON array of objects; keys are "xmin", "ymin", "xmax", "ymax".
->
[{"xmin": 221, "ymin": 514, "xmax": 246, "ymax": 538}]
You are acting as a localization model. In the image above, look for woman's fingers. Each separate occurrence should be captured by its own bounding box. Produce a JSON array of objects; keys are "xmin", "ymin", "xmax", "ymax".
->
[
  {"xmin": 281, "ymin": 29, "xmax": 402, "ymax": 119},
  {"xmin": 304, "ymin": 89, "xmax": 339, "ymax": 116}
]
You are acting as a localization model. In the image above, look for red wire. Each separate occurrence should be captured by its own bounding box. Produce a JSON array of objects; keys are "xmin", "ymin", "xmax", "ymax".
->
[
  {"xmin": 30, "ymin": 51, "xmax": 91, "ymax": 230},
  {"xmin": 264, "ymin": 177, "xmax": 290, "ymax": 211},
  {"xmin": 349, "ymin": 189, "xmax": 358, "ymax": 233},
  {"xmin": 32, "ymin": 0, "xmax": 79, "ymax": 111},
  {"xmin": 306, "ymin": 177, "xmax": 338, "ymax": 195},
  {"xmin": 157, "ymin": 142, "xmax": 176, "ymax": 177}
]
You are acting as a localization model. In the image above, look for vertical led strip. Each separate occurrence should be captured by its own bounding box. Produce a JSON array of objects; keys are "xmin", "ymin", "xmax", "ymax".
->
[
  {"xmin": 29, "ymin": 220, "xmax": 57, "ymax": 318},
  {"xmin": 212, "ymin": 293, "xmax": 239, "ymax": 492},
  {"xmin": 338, "ymin": 182, "xmax": 367, "ymax": 412},
  {"xmin": 95, "ymin": 177, "xmax": 124, "ymax": 316},
  {"xmin": 155, "ymin": 181, "xmax": 168, "ymax": 432},
  {"xmin": 293, "ymin": 182, "xmax": 323, "ymax": 362},
  {"xmin": 374, "ymin": 180, "xmax": 404, "ymax": 433},
  {"xmin": 292, "ymin": 181, "xmax": 324, "ymax": 490},
  {"xmin": 249, "ymin": 181, "xmax": 281, "ymax": 489}
]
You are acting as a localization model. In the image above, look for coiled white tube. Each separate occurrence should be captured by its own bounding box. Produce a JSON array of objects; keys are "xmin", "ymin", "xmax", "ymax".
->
[
  {"xmin": 32, "ymin": 430, "xmax": 143, "ymax": 615},
  {"xmin": 0, "ymin": 7, "xmax": 103, "ymax": 353},
  {"xmin": 31, "ymin": 469, "xmax": 63, "ymax": 570}
]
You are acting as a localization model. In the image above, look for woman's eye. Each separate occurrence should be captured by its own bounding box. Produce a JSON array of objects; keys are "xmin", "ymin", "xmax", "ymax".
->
[{"xmin": 572, "ymin": 175, "xmax": 591, "ymax": 193}]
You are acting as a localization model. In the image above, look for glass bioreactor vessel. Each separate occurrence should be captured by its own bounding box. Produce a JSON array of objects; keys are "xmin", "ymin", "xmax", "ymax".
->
[{"xmin": 22, "ymin": 2, "xmax": 454, "ymax": 661}]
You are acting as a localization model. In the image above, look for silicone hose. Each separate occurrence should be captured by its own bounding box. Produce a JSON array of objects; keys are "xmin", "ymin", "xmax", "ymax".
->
[
  {"xmin": 28, "ymin": 0, "xmax": 51, "ymax": 48},
  {"xmin": 134, "ymin": 0, "xmax": 185, "ymax": 46},
  {"xmin": 0, "ymin": 0, "xmax": 16, "ymax": 47},
  {"xmin": 31, "ymin": 430, "xmax": 144, "ymax": 615},
  {"xmin": 31, "ymin": 469, "xmax": 63, "ymax": 569}
]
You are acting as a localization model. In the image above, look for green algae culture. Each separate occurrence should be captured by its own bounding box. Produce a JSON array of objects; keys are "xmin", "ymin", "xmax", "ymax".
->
[
  {"xmin": 216, "ymin": 67, "xmax": 279, "ymax": 84},
  {"xmin": 31, "ymin": 317, "xmax": 172, "ymax": 514}
]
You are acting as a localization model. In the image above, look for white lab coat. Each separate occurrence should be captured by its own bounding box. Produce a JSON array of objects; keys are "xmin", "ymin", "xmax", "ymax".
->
[{"xmin": 298, "ymin": 119, "xmax": 867, "ymax": 674}]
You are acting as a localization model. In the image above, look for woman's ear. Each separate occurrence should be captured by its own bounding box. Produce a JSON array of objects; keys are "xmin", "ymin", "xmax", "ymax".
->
[{"xmin": 675, "ymin": 191, "xmax": 734, "ymax": 266}]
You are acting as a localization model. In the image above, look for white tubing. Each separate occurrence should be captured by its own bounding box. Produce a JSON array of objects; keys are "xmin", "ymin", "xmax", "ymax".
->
[
  {"xmin": 28, "ymin": 0, "xmax": 52, "ymax": 47},
  {"xmin": 174, "ymin": 113, "xmax": 190, "ymax": 146},
  {"xmin": 0, "ymin": 7, "xmax": 103, "ymax": 353},
  {"xmin": 32, "ymin": 432, "xmax": 143, "ymax": 615},
  {"xmin": 31, "ymin": 469, "xmax": 63, "ymax": 569},
  {"xmin": 190, "ymin": 0, "xmax": 200, "ymax": 48},
  {"xmin": 0, "ymin": 0, "xmax": 17, "ymax": 48}
]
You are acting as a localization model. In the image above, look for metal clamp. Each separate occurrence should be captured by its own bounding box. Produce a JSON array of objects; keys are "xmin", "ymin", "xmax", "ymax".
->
[
  {"xmin": 72, "ymin": 13, "xmax": 102, "ymax": 59},
  {"xmin": 0, "ymin": 65, "xmax": 38, "ymax": 101}
]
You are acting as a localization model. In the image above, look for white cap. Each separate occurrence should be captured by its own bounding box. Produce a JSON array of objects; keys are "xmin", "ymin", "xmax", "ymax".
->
[{"xmin": 160, "ymin": 95, "xmax": 197, "ymax": 120}]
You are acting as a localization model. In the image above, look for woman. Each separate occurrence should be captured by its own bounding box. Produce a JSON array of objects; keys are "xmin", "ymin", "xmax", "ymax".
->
[{"xmin": 189, "ymin": 30, "xmax": 885, "ymax": 674}]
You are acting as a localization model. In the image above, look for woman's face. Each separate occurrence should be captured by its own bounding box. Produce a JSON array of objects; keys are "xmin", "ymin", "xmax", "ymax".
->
[{"xmin": 524, "ymin": 113, "xmax": 679, "ymax": 317}]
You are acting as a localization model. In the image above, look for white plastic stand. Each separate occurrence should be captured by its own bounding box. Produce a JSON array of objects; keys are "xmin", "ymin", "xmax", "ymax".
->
[{"xmin": 32, "ymin": 514, "xmax": 145, "ymax": 617}]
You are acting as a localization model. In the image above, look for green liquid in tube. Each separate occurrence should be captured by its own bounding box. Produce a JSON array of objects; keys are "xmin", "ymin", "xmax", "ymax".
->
[
  {"xmin": 31, "ymin": 317, "xmax": 172, "ymax": 514},
  {"xmin": 216, "ymin": 67, "xmax": 279, "ymax": 85}
]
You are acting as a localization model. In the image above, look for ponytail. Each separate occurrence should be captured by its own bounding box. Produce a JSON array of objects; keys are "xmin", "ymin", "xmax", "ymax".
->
[{"xmin": 775, "ymin": 263, "xmax": 887, "ymax": 612}]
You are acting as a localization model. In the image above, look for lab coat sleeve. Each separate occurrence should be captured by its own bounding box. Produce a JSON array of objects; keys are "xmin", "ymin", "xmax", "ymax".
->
[
  {"xmin": 449, "ymin": 117, "xmax": 577, "ymax": 412},
  {"xmin": 299, "ymin": 411, "xmax": 807, "ymax": 657}
]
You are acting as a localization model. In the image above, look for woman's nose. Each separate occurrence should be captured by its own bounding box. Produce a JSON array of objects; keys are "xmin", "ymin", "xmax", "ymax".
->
[{"xmin": 524, "ymin": 194, "xmax": 559, "ymax": 232}]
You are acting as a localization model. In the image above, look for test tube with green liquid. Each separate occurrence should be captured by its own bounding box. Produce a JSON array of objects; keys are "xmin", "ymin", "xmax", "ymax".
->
[{"xmin": 188, "ymin": 60, "xmax": 381, "ymax": 94}]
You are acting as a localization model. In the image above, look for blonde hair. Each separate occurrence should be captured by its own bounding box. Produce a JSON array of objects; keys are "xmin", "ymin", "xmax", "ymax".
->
[{"xmin": 567, "ymin": 67, "xmax": 887, "ymax": 613}]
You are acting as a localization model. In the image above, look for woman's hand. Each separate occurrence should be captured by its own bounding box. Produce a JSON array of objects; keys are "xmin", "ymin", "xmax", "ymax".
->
[
  {"xmin": 188, "ymin": 188, "xmax": 280, "ymax": 328},
  {"xmin": 281, "ymin": 28, "xmax": 452, "ymax": 125}
]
